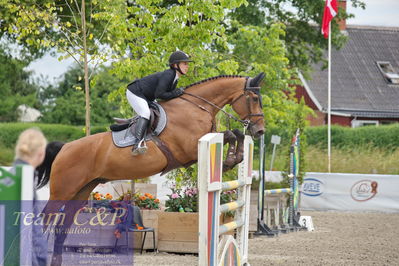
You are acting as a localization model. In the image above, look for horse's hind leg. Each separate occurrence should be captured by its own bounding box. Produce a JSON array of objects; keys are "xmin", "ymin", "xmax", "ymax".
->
[{"xmin": 50, "ymin": 179, "xmax": 101, "ymax": 266}]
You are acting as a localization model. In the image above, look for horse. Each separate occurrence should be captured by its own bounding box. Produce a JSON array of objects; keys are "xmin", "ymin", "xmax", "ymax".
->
[{"xmin": 39, "ymin": 73, "xmax": 265, "ymax": 265}]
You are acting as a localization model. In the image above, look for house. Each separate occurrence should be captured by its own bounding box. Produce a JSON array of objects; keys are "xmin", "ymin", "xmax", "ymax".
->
[{"xmin": 296, "ymin": 23, "xmax": 399, "ymax": 127}]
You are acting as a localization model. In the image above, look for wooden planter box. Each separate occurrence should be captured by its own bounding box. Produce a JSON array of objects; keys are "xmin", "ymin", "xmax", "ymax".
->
[
  {"xmin": 157, "ymin": 212, "xmax": 199, "ymax": 253},
  {"xmin": 157, "ymin": 211, "xmax": 234, "ymax": 253}
]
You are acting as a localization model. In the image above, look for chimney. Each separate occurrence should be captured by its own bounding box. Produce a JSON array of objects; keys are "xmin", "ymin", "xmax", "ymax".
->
[{"xmin": 337, "ymin": 0, "xmax": 347, "ymax": 31}]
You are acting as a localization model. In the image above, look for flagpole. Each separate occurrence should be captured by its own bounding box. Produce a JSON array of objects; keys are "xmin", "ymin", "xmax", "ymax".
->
[{"xmin": 327, "ymin": 22, "xmax": 332, "ymax": 173}]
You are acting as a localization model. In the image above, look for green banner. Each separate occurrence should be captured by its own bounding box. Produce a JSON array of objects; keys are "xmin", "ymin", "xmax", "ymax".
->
[{"xmin": 0, "ymin": 166, "xmax": 29, "ymax": 266}]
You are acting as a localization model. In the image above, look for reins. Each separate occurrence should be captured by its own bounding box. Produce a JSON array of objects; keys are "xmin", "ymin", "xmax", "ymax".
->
[
  {"xmin": 181, "ymin": 91, "xmax": 250, "ymax": 126},
  {"xmin": 180, "ymin": 79, "xmax": 264, "ymax": 131}
]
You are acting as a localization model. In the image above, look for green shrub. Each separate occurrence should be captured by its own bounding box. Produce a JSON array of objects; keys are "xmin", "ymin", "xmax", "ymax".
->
[
  {"xmin": 0, "ymin": 123, "xmax": 109, "ymax": 148},
  {"xmin": 0, "ymin": 123, "xmax": 109, "ymax": 165}
]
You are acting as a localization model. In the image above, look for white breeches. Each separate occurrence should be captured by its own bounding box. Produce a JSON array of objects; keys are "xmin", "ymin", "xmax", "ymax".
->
[{"xmin": 126, "ymin": 90, "xmax": 151, "ymax": 119}]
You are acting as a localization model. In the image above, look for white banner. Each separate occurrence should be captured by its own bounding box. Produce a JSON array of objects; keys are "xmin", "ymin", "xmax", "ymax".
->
[{"xmin": 300, "ymin": 172, "xmax": 399, "ymax": 212}]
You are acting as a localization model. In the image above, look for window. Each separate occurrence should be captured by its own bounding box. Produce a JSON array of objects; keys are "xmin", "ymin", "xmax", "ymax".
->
[
  {"xmin": 376, "ymin": 61, "xmax": 399, "ymax": 84},
  {"xmin": 351, "ymin": 120, "xmax": 379, "ymax": 128}
]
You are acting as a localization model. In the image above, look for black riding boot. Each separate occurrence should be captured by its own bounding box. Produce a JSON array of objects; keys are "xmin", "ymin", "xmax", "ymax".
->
[{"xmin": 131, "ymin": 117, "xmax": 149, "ymax": 155}]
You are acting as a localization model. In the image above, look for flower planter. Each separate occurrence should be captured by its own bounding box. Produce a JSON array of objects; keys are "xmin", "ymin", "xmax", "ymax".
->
[
  {"xmin": 157, "ymin": 212, "xmax": 199, "ymax": 253},
  {"xmin": 157, "ymin": 211, "xmax": 234, "ymax": 253}
]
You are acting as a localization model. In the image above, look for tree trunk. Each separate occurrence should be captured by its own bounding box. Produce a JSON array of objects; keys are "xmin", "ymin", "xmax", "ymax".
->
[{"xmin": 82, "ymin": 0, "xmax": 90, "ymax": 136}]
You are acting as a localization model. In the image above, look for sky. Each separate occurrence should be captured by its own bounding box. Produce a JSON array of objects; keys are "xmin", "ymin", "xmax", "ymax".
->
[{"xmin": 26, "ymin": 0, "xmax": 399, "ymax": 82}]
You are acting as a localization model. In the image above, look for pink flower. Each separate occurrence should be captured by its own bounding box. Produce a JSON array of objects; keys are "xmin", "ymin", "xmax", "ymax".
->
[{"xmin": 171, "ymin": 193, "xmax": 179, "ymax": 199}]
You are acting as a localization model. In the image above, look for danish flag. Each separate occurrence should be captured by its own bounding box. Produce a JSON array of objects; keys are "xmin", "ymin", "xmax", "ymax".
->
[{"xmin": 321, "ymin": 0, "xmax": 338, "ymax": 38}]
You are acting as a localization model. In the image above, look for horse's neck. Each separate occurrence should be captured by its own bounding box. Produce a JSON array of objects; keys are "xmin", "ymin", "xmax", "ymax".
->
[{"xmin": 186, "ymin": 78, "xmax": 244, "ymax": 114}]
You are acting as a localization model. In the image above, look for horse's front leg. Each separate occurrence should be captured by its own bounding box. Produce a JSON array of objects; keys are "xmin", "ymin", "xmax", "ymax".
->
[
  {"xmin": 222, "ymin": 130, "xmax": 237, "ymax": 172},
  {"xmin": 232, "ymin": 129, "xmax": 245, "ymax": 165}
]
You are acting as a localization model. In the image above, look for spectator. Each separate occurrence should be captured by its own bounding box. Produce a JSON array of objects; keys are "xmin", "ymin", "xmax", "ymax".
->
[{"xmin": 11, "ymin": 127, "xmax": 48, "ymax": 266}]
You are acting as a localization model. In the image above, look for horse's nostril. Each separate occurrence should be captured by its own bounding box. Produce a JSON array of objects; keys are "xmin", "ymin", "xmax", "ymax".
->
[
  {"xmin": 251, "ymin": 129, "xmax": 264, "ymax": 139},
  {"xmin": 255, "ymin": 130, "xmax": 264, "ymax": 138}
]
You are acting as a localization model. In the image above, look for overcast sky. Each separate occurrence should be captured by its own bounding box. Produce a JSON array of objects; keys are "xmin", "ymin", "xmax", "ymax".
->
[{"xmin": 27, "ymin": 0, "xmax": 399, "ymax": 82}]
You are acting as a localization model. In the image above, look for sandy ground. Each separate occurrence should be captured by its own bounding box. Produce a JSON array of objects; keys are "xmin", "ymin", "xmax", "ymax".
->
[{"xmin": 132, "ymin": 211, "xmax": 399, "ymax": 266}]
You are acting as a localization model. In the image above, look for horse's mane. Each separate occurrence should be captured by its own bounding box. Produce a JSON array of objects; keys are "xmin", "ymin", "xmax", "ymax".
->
[{"xmin": 184, "ymin": 75, "xmax": 245, "ymax": 90}]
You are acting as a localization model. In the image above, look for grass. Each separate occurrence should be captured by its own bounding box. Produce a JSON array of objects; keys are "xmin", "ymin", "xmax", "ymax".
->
[
  {"xmin": 304, "ymin": 145, "xmax": 399, "ymax": 175},
  {"xmin": 0, "ymin": 143, "xmax": 14, "ymax": 166},
  {"xmin": 263, "ymin": 145, "xmax": 399, "ymax": 175}
]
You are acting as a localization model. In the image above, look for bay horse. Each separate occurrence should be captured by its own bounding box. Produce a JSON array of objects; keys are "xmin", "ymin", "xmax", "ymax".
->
[{"xmin": 39, "ymin": 73, "xmax": 265, "ymax": 265}]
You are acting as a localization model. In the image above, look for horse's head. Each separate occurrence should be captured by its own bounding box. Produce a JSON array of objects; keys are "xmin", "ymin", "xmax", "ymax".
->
[{"xmin": 231, "ymin": 73, "xmax": 265, "ymax": 138}]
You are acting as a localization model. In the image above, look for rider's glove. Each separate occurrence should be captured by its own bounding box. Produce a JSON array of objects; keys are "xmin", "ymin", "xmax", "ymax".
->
[{"xmin": 174, "ymin": 88, "xmax": 184, "ymax": 97}]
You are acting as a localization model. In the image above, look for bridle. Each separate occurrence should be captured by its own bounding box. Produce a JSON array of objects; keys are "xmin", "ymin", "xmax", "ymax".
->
[
  {"xmin": 180, "ymin": 77, "xmax": 264, "ymax": 131},
  {"xmin": 230, "ymin": 86, "xmax": 264, "ymax": 123}
]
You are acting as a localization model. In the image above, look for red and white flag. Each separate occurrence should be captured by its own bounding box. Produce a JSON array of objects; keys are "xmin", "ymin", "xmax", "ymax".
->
[{"xmin": 321, "ymin": 0, "xmax": 338, "ymax": 38}]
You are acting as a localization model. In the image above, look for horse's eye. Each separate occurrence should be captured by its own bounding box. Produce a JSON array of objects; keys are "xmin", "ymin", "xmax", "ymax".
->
[{"xmin": 252, "ymin": 97, "xmax": 258, "ymax": 102}]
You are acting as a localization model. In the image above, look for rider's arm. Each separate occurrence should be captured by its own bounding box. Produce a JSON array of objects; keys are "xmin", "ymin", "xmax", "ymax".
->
[{"xmin": 154, "ymin": 71, "xmax": 183, "ymax": 100}]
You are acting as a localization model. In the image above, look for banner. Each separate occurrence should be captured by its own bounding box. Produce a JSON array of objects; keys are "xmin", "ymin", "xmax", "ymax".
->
[
  {"xmin": 301, "ymin": 172, "xmax": 399, "ymax": 212},
  {"xmin": 0, "ymin": 166, "xmax": 34, "ymax": 266}
]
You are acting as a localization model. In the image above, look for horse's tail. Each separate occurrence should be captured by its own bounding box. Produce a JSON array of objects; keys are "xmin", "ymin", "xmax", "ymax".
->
[{"xmin": 36, "ymin": 141, "xmax": 65, "ymax": 189}]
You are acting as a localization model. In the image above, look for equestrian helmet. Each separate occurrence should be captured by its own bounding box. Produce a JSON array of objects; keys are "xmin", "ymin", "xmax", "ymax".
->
[{"xmin": 169, "ymin": 51, "xmax": 192, "ymax": 65}]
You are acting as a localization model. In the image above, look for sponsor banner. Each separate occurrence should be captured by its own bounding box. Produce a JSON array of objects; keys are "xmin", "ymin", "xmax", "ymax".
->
[
  {"xmin": 1, "ymin": 165, "xmax": 33, "ymax": 266},
  {"xmin": 301, "ymin": 172, "xmax": 399, "ymax": 212}
]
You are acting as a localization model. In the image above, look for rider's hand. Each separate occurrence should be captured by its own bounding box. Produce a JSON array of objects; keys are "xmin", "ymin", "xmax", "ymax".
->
[{"xmin": 174, "ymin": 88, "xmax": 184, "ymax": 96}]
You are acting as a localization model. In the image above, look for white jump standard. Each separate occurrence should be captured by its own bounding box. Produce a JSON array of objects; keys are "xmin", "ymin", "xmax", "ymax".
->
[{"xmin": 198, "ymin": 133, "xmax": 253, "ymax": 266}]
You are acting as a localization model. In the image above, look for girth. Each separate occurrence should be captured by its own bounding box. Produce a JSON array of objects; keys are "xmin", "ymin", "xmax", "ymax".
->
[{"xmin": 150, "ymin": 135, "xmax": 196, "ymax": 175}]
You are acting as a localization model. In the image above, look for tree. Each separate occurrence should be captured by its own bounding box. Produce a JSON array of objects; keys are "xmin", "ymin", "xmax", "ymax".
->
[
  {"xmin": 105, "ymin": 0, "xmax": 297, "ymax": 129},
  {"xmin": 2, "ymin": 0, "xmax": 122, "ymax": 134},
  {"xmin": 2, "ymin": 0, "xmax": 307, "ymax": 131},
  {"xmin": 0, "ymin": 46, "xmax": 39, "ymax": 122},
  {"xmin": 39, "ymin": 64, "xmax": 125, "ymax": 125}
]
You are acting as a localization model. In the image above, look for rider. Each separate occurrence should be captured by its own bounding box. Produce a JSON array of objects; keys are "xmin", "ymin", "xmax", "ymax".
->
[{"xmin": 126, "ymin": 50, "xmax": 192, "ymax": 155}]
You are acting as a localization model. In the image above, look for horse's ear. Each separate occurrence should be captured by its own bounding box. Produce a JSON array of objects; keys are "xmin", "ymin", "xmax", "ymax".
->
[{"xmin": 250, "ymin": 72, "xmax": 265, "ymax": 87}]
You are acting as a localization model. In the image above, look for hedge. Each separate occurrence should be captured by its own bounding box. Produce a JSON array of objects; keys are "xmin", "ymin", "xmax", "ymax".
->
[
  {"xmin": 0, "ymin": 123, "xmax": 109, "ymax": 148},
  {"xmin": 2, "ymin": 122, "xmax": 398, "ymax": 154}
]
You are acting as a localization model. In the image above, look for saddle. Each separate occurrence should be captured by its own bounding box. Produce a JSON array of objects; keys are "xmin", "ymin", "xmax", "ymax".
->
[
  {"xmin": 110, "ymin": 102, "xmax": 195, "ymax": 175},
  {"xmin": 110, "ymin": 102, "xmax": 167, "ymax": 137}
]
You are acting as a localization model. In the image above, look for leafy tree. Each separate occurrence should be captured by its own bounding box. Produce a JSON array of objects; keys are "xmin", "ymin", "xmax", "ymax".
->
[
  {"xmin": 1, "ymin": 0, "xmax": 122, "ymax": 134},
  {"xmin": 2, "ymin": 0, "xmax": 322, "ymax": 131},
  {"xmin": 40, "ymin": 64, "xmax": 124, "ymax": 125},
  {"xmin": 0, "ymin": 47, "xmax": 39, "ymax": 121},
  {"xmin": 106, "ymin": 0, "xmax": 297, "ymax": 129}
]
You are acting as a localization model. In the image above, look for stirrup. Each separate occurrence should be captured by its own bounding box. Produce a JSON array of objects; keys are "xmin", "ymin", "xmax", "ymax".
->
[{"xmin": 131, "ymin": 139, "xmax": 148, "ymax": 156}]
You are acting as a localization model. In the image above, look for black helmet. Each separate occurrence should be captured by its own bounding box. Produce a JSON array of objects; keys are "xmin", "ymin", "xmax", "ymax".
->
[{"xmin": 169, "ymin": 51, "xmax": 193, "ymax": 65}]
